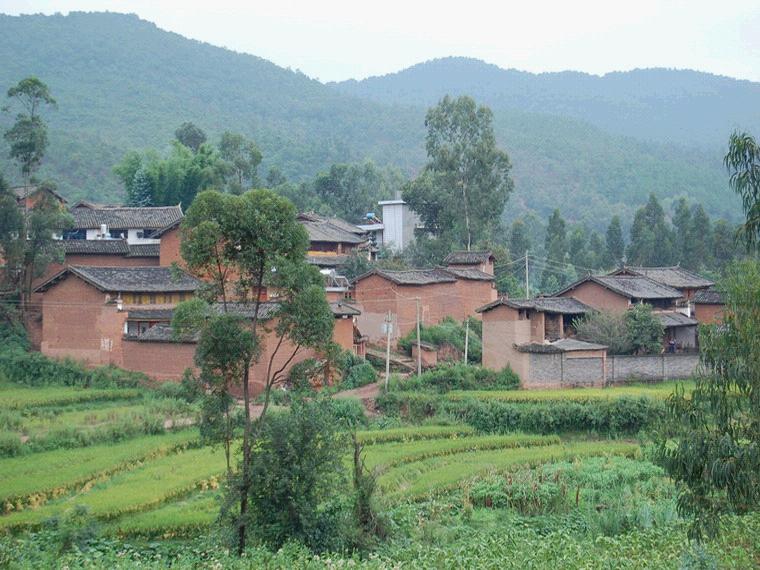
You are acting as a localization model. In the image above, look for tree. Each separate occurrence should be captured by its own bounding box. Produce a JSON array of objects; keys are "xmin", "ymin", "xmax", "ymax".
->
[
  {"xmin": 127, "ymin": 168, "xmax": 153, "ymax": 207},
  {"xmin": 627, "ymin": 194, "xmax": 675, "ymax": 266},
  {"xmin": 711, "ymin": 219, "xmax": 738, "ymax": 271},
  {"xmin": 724, "ymin": 131, "xmax": 760, "ymax": 248},
  {"xmin": 0, "ymin": 177, "xmax": 72, "ymax": 311},
  {"xmin": 672, "ymin": 197, "xmax": 692, "ymax": 266},
  {"xmin": 605, "ymin": 215, "xmax": 625, "ymax": 268},
  {"xmin": 573, "ymin": 310, "xmax": 632, "ymax": 355},
  {"xmin": 403, "ymin": 95, "xmax": 513, "ymax": 250},
  {"xmin": 541, "ymin": 209, "xmax": 570, "ymax": 291},
  {"xmin": 177, "ymin": 189, "xmax": 334, "ymax": 554},
  {"xmin": 688, "ymin": 204, "xmax": 712, "ymax": 271},
  {"xmin": 218, "ymin": 131, "xmax": 262, "ymax": 194},
  {"xmin": 656, "ymin": 261, "xmax": 760, "ymax": 539},
  {"xmin": 4, "ymin": 77, "xmax": 56, "ymax": 185},
  {"xmin": 244, "ymin": 397, "xmax": 348, "ymax": 552},
  {"xmin": 624, "ymin": 303, "xmax": 663, "ymax": 355},
  {"xmin": 174, "ymin": 122, "xmax": 207, "ymax": 153},
  {"xmin": 313, "ymin": 162, "xmax": 400, "ymax": 222},
  {"xmin": 265, "ymin": 167, "xmax": 287, "ymax": 188}
]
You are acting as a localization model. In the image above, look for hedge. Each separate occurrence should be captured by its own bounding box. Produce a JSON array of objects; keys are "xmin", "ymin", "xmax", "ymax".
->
[
  {"xmin": 375, "ymin": 392, "xmax": 665, "ymax": 434},
  {"xmin": 390, "ymin": 363, "xmax": 519, "ymax": 393}
]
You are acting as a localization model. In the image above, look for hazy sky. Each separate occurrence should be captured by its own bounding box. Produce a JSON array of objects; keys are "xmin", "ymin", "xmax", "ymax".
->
[{"xmin": 4, "ymin": 0, "xmax": 760, "ymax": 82}]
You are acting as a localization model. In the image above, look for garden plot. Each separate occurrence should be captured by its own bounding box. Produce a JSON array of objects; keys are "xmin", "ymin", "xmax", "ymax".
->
[{"xmin": 0, "ymin": 385, "xmax": 141, "ymax": 410}]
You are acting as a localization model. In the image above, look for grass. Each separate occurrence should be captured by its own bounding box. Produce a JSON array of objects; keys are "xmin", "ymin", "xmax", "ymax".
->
[
  {"xmin": 0, "ymin": 386, "xmax": 142, "ymax": 410},
  {"xmin": 379, "ymin": 440, "xmax": 639, "ymax": 500},
  {"xmin": 363, "ymin": 433, "xmax": 560, "ymax": 471},
  {"xmin": 0, "ymin": 430, "xmax": 197, "ymax": 511},
  {"xmin": 447, "ymin": 381, "xmax": 693, "ymax": 403},
  {"xmin": 18, "ymin": 403, "xmax": 149, "ymax": 436},
  {"xmin": 0, "ymin": 445, "xmax": 225, "ymax": 530},
  {"xmin": 356, "ymin": 425, "xmax": 476, "ymax": 445}
]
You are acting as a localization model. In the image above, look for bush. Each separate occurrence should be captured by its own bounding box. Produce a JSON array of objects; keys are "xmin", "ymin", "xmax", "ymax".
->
[
  {"xmin": 390, "ymin": 363, "xmax": 518, "ymax": 393},
  {"xmin": 398, "ymin": 316, "xmax": 482, "ymax": 364},
  {"xmin": 341, "ymin": 362, "xmax": 377, "ymax": 390},
  {"xmin": 573, "ymin": 304, "xmax": 664, "ymax": 355},
  {"xmin": 0, "ymin": 431, "xmax": 22, "ymax": 457},
  {"xmin": 376, "ymin": 393, "xmax": 665, "ymax": 434}
]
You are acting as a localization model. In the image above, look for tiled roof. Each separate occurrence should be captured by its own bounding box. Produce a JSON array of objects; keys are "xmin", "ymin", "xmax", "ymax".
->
[
  {"xmin": 555, "ymin": 275, "xmax": 682, "ymax": 300},
  {"xmin": 330, "ymin": 301, "xmax": 361, "ymax": 316},
  {"xmin": 517, "ymin": 338, "xmax": 607, "ymax": 353},
  {"xmin": 613, "ymin": 266, "xmax": 714, "ymax": 289},
  {"xmin": 134, "ymin": 323, "xmax": 191, "ymax": 343},
  {"xmin": 61, "ymin": 240, "xmax": 130, "ymax": 255},
  {"xmin": 70, "ymin": 206, "xmax": 183, "ymax": 230},
  {"xmin": 306, "ymin": 255, "xmax": 350, "ymax": 267},
  {"xmin": 297, "ymin": 213, "xmax": 366, "ymax": 244},
  {"xmin": 151, "ymin": 218, "xmax": 182, "ymax": 238},
  {"xmin": 655, "ymin": 311, "xmax": 698, "ymax": 328},
  {"xmin": 443, "ymin": 251, "xmax": 494, "ymax": 265},
  {"xmin": 356, "ymin": 268, "xmax": 457, "ymax": 286},
  {"xmin": 127, "ymin": 308, "xmax": 175, "ymax": 321},
  {"xmin": 36, "ymin": 266, "xmax": 202, "ymax": 293},
  {"xmin": 477, "ymin": 296, "xmax": 591, "ymax": 314},
  {"xmin": 126, "ymin": 244, "xmax": 160, "ymax": 258},
  {"xmin": 693, "ymin": 288, "xmax": 724, "ymax": 304},
  {"xmin": 443, "ymin": 267, "xmax": 495, "ymax": 281},
  {"xmin": 12, "ymin": 185, "xmax": 67, "ymax": 203}
]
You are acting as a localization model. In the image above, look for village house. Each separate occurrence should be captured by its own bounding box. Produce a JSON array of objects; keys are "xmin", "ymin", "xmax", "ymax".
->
[
  {"xmin": 297, "ymin": 212, "xmax": 369, "ymax": 270},
  {"xmin": 693, "ymin": 288, "xmax": 725, "ymax": 325},
  {"xmin": 353, "ymin": 257, "xmax": 497, "ymax": 342},
  {"xmin": 64, "ymin": 204, "xmax": 184, "ymax": 244},
  {"xmin": 609, "ymin": 265, "xmax": 714, "ymax": 302},
  {"xmin": 443, "ymin": 250, "xmax": 496, "ymax": 274},
  {"xmin": 12, "ymin": 185, "xmax": 68, "ymax": 210}
]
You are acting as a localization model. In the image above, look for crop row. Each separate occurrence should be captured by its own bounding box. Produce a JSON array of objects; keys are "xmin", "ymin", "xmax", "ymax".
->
[
  {"xmin": 110, "ymin": 492, "xmax": 220, "ymax": 538},
  {"xmin": 356, "ymin": 425, "xmax": 476, "ymax": 445},
  {"xmin": 446, "ymin": 382, "xmax": 692, "ymax": 403},
  {"xmin": 378, "ymin": 441, "xmax": 639, "ymax": 500},
  {"xmin": 0, "ymin": 386, "xmax": 142, "ymax": 410},
  {"xmin": 0, "ymin": 445, "xmax": 225, "ymax": 531},
  {"xmin": 0, "ymin": 430, "xmax": 197, "ymax": 511},
  {"xmin": 363, "ymin": 433, "xmax": 560, "ymax": 471}
]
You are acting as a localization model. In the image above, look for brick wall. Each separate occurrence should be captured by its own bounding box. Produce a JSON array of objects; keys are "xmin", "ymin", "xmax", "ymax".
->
[
  {"xmin": 159, "ymin": 226, "xmax": 182, "ymax": 267},
  {"xmin": 560, "ymin": 281, "xmax": 629, "ymax": 312},
  {"xmin": 481, "ymin": 305, "xmax": 531, "ymax": 381},
  {"xmin": 694, "ymin": 303, "xmax": 724, "ymax": 325},
  {"xmin": 607, "ymin": 354, "xmax": 699, "ymax": 383}
]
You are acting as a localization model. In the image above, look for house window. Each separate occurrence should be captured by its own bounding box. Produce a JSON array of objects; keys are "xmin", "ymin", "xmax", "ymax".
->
[
  {"xmin": 109, "ymin": 229, "xmax": 127, "ymax": 239},
  {"xmin": 62, "ymin": 229, "xmax": 86, "ymax": 240}
]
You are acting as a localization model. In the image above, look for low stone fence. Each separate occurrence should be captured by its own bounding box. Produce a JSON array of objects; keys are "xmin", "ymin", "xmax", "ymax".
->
[
  {"xmin": 608, "ymin": 353, "xmax": 699, "ymax": 384},
  {"xmin": 524, "ymin": 352, "xmax": 699, "ymax": 389}
]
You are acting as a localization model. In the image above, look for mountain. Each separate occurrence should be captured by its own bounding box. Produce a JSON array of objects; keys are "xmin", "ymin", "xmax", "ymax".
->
[
  {"xmin": 334, "ymin": 57, "xmax": 760, "ymax": 149},
  {"xmin": 0, "ymin": 13, "xmax": 752, "ymax": 226}
]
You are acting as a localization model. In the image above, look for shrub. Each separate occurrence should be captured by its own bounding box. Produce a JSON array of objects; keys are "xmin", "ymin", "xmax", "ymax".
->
[
  {"xmin": 398, "ymin": 316, "xmax": 482, "ymax": 364},
  {"xmin": 0, "ymin": 431, "xmax": 22, "ymax": 457},
  {"xmin": 341, "ymin": 362, "xmax": 377, "ymax": 390},
  {"xmin": 390, "ymin": 363, "xmax": 518, "ymax": 393}
]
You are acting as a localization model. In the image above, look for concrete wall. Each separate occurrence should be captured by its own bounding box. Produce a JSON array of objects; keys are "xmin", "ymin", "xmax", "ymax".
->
[
  {"xmin": 526, "ymin": 351, "xmax": 606, "ymax": 389},
  {"xmin": 608, "ymin": 354, "xmax": 699, "ymax": 383}
]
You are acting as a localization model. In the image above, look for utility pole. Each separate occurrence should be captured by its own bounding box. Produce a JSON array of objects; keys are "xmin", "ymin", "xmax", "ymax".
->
[
  {"xmin": 525, "ymin": 251, "xmax": 530, "ymax": 299},
  {"xmin": 384, "ymin": 310, "xmax": 392, "ymax": 390},
  {"xmin": 464, "ymin": 318, "xmax": 470, "ymax": 364},
  {"xmin": 415, "ymin": 297, "xmax": 422, "ymax": 377}
]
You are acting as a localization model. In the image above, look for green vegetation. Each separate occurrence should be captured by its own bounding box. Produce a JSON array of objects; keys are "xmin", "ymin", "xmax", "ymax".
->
[
  {"xmin": 356, "ymin": 425, "xmax": 476, "ymax": 445},
  {"xmin": 447, "ymin": 381, "xmax": 691, "ymax": 402},
  {"xmin": 0, "ymin": 386, "xmax": 141, "ymax": 410},
  {"xmin": 398, "ymin": 317, "xmax": 482, "ymax": 364},
  {"xmin": 389, "ymin": 363, "xmax": 519, "ymax": 393}
]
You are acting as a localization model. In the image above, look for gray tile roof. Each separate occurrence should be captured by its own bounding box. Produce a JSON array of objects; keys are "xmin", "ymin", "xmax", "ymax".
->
[
  {"xmin": 12, "ymin": 185, "xmax": 68, "ymax": 204},
  {"xmin": 556, "ymin": 275, "xmax": 682, "ymax": 300},
  {"xmin": 516, "ymin": 338, "xmax": 607, "ymax": 353},
  {"xmin": 478, "ymin": 296, "xmax": 592, "ymax": 314},
  {"xmin": 655, "ymin": 311, "xmax": 698, "ymax": 328},
  {"xmin": 306, "ymin": 255, "xmax": 350, "ymax": 267},
  {"xmin": 70, "ymin": 206, "xmax": 183, "ymax": 230},
  {"xmin": 38, "ymin": 266, "xmax": 202, "ymax": 293},
  {"xmin": 127, "ymin": 308, "xmax": 175, "ymax": 321},
  {"xmin": 356, "ymin": 268, "xmax": 457, "ymax": 286},
  {"xmin": 61, "ymin": 240, "xmax": 131, "ymax": 255},
  {"xmin": 693, "ymin": 288, "xmax": 724, "ymax": 304},
  {"xmin": 443, "ymin": 266, "xmax": 495, "ymax": 281},
  {"xmin": 126, "ymin": 244, "xmax": 160, "ymax": 258},
  {"xmin": 297, "ymin": 213, "xmax": 366, "ymax": 244},
  {"xmin": 614, "ymin": 266, "xmax": 714, "ymax": 289},
  {"xmin": 330, "ymin": 301, "xmax": 361, "ymax": 316},
  {"xmin": 443, "ymin": 251, "xmax": 494, "ymax": 265}
]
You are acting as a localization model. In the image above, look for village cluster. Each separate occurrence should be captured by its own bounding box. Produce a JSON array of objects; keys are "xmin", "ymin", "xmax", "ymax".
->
[{"xmin": 18, "ymin": 185, "xmax": 725, "ymax": 393}]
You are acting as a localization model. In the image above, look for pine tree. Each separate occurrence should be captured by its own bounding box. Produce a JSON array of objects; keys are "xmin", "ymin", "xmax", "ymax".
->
[
  {"xmin": 627, "ymin": 194, "xmax": 675, "ymax": 266},
  {"xmin": 687, "ymin": 205, "xmax": 712, "ymax": 270},
  {"xmin": 128, "ymin": 168, "xmax": 153, "ymax": 207},
  {"xmin": 672, "ymin": 198, "xmax": 692, "ymax": 265},
  {"xmin": 605, "ymin": 215, "xmax": 625, "ymax": 268}
]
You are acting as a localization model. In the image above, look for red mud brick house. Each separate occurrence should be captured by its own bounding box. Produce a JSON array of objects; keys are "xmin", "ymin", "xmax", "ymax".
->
[
  {"xmin": 297, "ymin": 212, "xmax": 369, "ymax": 270},
  {"xmin": 443, "ymin": 250, "xmax": 495, "ymax": 275},
  {"xmin": 353, "ymin": 266, "xmax": 497, "ymax": 343},
  {"xmin": 35, "ymin": 266, "xmax": 202, "ymax": 367},
  {"xmin": 477, "ymin": 296, "xmax": 593, "ymax": 380},
  {"xmin": 555, "ymin": 274, "xmax": 682, "ymax": 312},
  {"xmin": 609, "ymin": 266, "xmax": 714, "ymax": 302},
  {"xmin": 692, "ymin": 288, "xmax": 725, "ymax": 325},
  {"xmin": 12, "ymin": 185, "xmax": 68, "ymax": 210},
  {"xmin": 64, "ymin": 204, "xmax": 183, "ymax": 243}
]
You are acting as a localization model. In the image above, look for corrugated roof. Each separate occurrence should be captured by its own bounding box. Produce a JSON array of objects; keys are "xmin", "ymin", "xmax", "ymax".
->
[
  {"xmin": 356, "ymin": 268, "xmax": 457, "ymax": 286},
  {"xmin": 443, "ymin": 266, "xmax": 495, "ymax": 281},
  {"xmin": 443, "ymin": 251, "xmax": 494, "ymax": 265},
  {"xmin": 556, "ymin": 275, "xmax": 682, "ymax": 300},
  {"xmin": 693, "ymin": 288, "xmax": 724, "ymax": 305},
  {"xmin": 478, "ymin": 296, "xmax": 591, "ymax": 314},
  {"xmin": 655, "ymin": 311, "xmax": 698, "ymax": 328},
  {"xmin": 70, "ymin": 206, "xmax": 183, "ymax": 230},
  {"xmin": 614, "ymin": 266, "xmax": 714, "ymax": 289}
]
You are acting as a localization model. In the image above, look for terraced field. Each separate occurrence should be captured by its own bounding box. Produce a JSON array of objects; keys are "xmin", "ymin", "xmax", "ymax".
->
[{"xmin": 447, "ymin": 381, "xmax": 693, "ymax": 402}]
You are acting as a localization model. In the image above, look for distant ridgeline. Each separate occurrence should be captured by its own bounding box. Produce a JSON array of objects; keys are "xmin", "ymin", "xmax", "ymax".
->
[{"xmin": 1, "ymin": 13, "xmax": 758, "ymax": 225}]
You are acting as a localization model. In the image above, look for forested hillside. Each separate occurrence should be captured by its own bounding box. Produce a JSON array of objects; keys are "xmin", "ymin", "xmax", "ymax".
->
[{"xmin": 0, "ymin": 12, "xmax": 751, "ymax": 225}]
